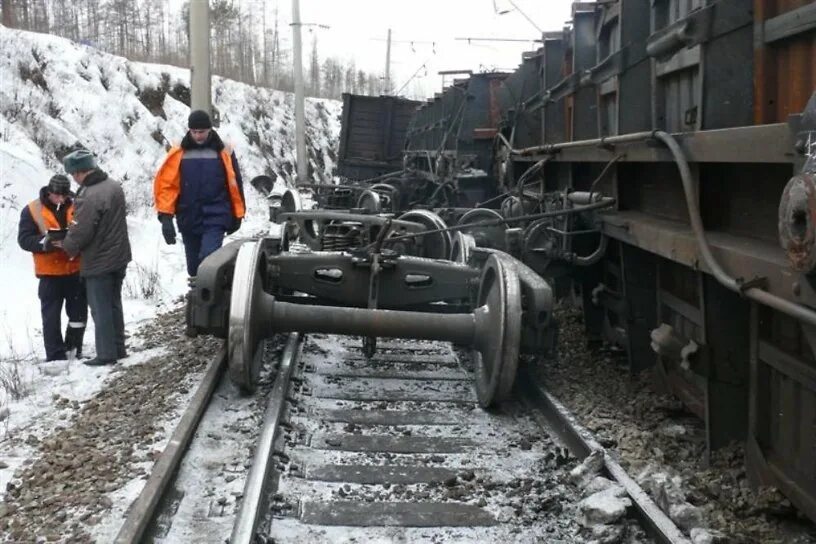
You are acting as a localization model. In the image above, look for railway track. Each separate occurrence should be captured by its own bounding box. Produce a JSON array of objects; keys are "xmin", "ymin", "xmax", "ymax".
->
[
  {"xmin": 232, "ymin": 334, "xmax": 689, "ymax": 544},
  {"xmin": 109, "ymin": 331, "xmax": 690, "ymax": 543}
]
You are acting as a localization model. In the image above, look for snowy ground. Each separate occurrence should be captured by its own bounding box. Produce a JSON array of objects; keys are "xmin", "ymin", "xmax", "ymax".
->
[{"xmin": 0, "ymin": 25, "xmax": 339, "ymax": 541}]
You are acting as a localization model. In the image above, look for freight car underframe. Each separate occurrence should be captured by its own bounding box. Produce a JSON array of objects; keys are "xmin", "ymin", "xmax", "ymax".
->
[
  {"xmin": 188, "ymin": 109, "xmax": 816, "ymax": 524},
  {"xmin": 505, "ymin": 114, "xmax": 816, "ymax": 524}
]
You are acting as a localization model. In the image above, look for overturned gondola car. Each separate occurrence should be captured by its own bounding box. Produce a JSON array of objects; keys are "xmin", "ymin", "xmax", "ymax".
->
[
  {"xmin": 487, "ymin": 0, "xmax": 816, "ymax": 523},
  {"xmin": 189, "ymin": 0, "xmax": 816, "ymax": 524}
]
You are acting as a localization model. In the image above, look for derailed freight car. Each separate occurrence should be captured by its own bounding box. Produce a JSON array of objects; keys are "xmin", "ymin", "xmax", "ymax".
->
[
  {"xmin": 489, "ymin": 0, "xmax": 816, "ymax": 523},
  {"xmin": 405, "ymin": 71, "xmax": 508, "ymax": 207},
  {"xmin": 337, "ymin": 93, "xmax": 420, "ymax": 180},
  {"xmin": 198, "ymin": 0, "xmax": 815, "ymax": 524}
]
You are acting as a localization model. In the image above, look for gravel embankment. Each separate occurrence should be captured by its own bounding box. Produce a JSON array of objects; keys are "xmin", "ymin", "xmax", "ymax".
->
[
  {"xmin": 0, "ymin": 308, "xmax": 220, "ymax": 543},
  {"xmin": 535, "ymin": 305, "xmax": 816, "ymax": 544}
]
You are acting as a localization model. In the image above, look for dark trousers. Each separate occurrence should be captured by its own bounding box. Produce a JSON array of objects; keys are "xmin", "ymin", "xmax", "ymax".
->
[
  {"xmin": 39, "ymin": 275, "xmax": 88, "ymax": 361},
  {"xmin": 85, "ymin": 267, "xmax": 127, "ymax": 361},
  {"xmin": 181, "ymin": 228, "xmax": 225, "ymax": 277}
]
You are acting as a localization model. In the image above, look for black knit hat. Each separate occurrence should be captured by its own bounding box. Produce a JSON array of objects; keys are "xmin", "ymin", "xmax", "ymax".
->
[
  {"xmin": 188, "ymin": 110, "xmax": 212, "ymax": 129},
  {"xmin": 47, "ymin": 174, "xmax": 71, "ymax": 195}
]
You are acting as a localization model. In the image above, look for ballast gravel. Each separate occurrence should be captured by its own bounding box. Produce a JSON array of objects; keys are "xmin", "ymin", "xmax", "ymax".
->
[
  {"xmin": 0, "ymin": 307, "xmax": 220, "ymax": 543},
  {"xmin": 535, "ymin": 305, "xmax": 816, "ymax": 544}
]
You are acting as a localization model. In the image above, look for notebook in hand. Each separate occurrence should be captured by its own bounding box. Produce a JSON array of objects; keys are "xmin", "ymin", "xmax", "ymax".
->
[{"xmin": 48, "ymin": 228, "xmax": 68, "ymax": 241}]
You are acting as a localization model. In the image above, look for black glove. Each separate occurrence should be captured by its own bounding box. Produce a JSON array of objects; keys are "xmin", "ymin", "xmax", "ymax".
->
[
  {"xmin": 43, "ymin": 231, "xmax": 64, "ymax": 252},
  {"xmin": 227, "ymin": 217, "xmax": 242, "ymax": 235},
  {"xmin": 42, "ymin": 234, "xmax": 55, "ymax": 252},
  {"xmin": 158, "ymin": 213, "xmax": 176, "ymax": 245}
]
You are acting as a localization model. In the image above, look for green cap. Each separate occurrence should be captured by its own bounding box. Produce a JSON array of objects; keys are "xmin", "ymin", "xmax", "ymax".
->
[{"xmin": 63, "ymin": 149, "xmax": 97, "ymax": 174}]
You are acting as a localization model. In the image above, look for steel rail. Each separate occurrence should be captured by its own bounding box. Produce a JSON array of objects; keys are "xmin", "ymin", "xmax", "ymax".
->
[
  {"xmin": 114, "ymin": 345, "xmax": 228, "ymax": 544},
  {"xmin": 231, "ymin": 333, "xmax": 304, "ymax": 544},
  {"xmin": 520, "ymin": 373, "xmax": 691, "ymax": 544}
]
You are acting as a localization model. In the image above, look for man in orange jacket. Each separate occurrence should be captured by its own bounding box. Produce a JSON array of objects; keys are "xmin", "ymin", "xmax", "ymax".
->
[
  {"xmin": 153, "ymin": 110, "xmax": 245, "ymax": 277},
  {"xmin": 18, "ymin": 175, "xmax": 88, "ymax": 361}
]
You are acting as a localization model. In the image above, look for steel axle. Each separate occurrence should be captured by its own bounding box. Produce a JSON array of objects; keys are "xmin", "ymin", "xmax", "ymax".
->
[{"xmin": 227, "ymin": 239, "xmax": 526, "ymax": 407}]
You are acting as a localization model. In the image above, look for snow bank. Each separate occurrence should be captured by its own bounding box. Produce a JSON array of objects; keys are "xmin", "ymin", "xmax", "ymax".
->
[{"xmin": 0, "ymin": 24, "xmax": 340, "ymax": 443}]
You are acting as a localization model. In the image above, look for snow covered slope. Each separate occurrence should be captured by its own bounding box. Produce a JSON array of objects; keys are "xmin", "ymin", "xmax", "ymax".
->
[{"xmin": 0, "ymin": 25, "xmax": 340, "ymax": 363}]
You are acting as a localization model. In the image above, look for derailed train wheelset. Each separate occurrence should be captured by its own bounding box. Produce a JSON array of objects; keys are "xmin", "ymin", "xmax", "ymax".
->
[{"xmin": 187, "ymin": 235, "xmax": 555, "ymax": 408}]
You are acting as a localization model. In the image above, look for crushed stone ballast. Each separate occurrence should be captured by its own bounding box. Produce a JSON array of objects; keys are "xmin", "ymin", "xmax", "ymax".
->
[{"xmin": 231, "ymin": 333, "xmax": 683, "ymax": 544}]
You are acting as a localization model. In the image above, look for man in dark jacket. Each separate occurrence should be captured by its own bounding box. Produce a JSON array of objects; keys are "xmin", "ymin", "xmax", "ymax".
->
[
  {"xmin": 18, "ymin": 175, "xmax": 88, "ymax": 362},
  {"xmin": 153, "ymin": 110, "xmax": 245, "ymax": 277},
  {"xmin": 62, "ymin": 149, "xmax": 132, "ymax": 366}
]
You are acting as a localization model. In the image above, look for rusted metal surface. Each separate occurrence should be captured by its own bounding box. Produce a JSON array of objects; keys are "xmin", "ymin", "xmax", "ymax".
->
[
  {"xmin": 602, "ymin": 210, "xmax": 816, "ymax": 308},
  {"xmin": 517, "ymin": 123, "xmax": 798, "ymax": 163},
  {"xmin": 748, "ymin": 304, "xmax": 816, "ymax": 524},
  {"xmin": 337, "ymin": 94, "xmax": 419, "ymax": 180},
  {"xmin": 779, "ymin": 172, "xmax": 816, "ymax": 272},
  {"xmin": 486, "ymin": 76, "xmax": 505, "ymax": 132},
  {"xmin": 754, "ymin": 0, "xmax": 816, "ymax": 124}
]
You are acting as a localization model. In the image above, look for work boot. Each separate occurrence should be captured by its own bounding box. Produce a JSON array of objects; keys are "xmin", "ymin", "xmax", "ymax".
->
[
  {"xmin": 44, "ymin": 352, "xmax": 67, "ymax": 362},
  {"xmin": 65, "ymin": 325, "xmax": 87, "ymax": 359},
  {"xmin": 83, "ymin": 357, "xmax": 116, "ymax": 367}
]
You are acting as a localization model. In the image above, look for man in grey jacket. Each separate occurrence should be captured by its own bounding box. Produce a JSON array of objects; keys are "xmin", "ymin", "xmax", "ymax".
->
[{"xmin": 62, "ymin": 150, "xmax": 132, "ymax": 366}]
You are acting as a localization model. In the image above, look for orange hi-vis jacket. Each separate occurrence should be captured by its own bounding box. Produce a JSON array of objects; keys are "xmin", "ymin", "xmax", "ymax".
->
[
  {"xmin": 153, "ymin": 146, "xmax": 245, "ymax": 219},
  {"xmin": 27, "ymin": 200, "xmax": 81, "ymax": 276}
]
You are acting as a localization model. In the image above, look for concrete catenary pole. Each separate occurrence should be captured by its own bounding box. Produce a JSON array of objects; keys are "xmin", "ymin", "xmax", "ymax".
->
[
  {"xmin": 292, "ymin": 0, "xmax": 308, "ymax": 184},
  {"xmin": 189, "ymin": 0, "xmax": 212, "ymax": 118},
  {"xmin": 384, "ymin": 28, "xmax": 392, "ymax": 95}
]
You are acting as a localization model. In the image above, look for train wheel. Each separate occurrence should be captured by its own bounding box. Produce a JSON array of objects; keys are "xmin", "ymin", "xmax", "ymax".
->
[
  {"xmin": 450, "ymin": 231, "xmax": 476, "ymax": 264},
  {"xmin": 228, "ymin": 240, "xmax": 268, "ymax": 394},
  {"xmin": 370, "ymin": 183, "xmax": 400, "ymax": 212},
  {"xmin": 356, "ymin": 190, "xmax": 382, "ymax": 213},
  {"xmin": 395, "ymin": 209, "xmax": 451, "ymax": 260},
  {"xmin": 473, "ymin": 253, "xmax": 522, "ymax": 407},
  {"xmin": 457, "ymin": 208, "xmax": 507, "ymax": 250},
  {"xmin": 279, "ymin": 189, "xmax": 303, "ymax": 243}
]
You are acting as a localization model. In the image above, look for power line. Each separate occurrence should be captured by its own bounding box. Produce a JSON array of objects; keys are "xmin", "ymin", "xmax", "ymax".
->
[
  {"xmin": 455, "ymin": 37, "xmax": 543, "ymax": 43},
  {"xmin": 395, "ymin": 57, "xmax": 433, "ymax": 96}
]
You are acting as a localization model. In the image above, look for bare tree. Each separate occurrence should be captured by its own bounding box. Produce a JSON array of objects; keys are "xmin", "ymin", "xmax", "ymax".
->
[
  {"xmin": 2, "ymin": 0, "xmax": 16, "ymax": 27},
  {"xmin": 309, "ymin": 34, "xmax": 320, "ymax": 97},
  {"xmin": 269, "ymin": 3, "xmax": 281, "ymax": 87},
  {"xmin": 344, "ymin": 61, "xmax": 356, "ymax": 94},
  {"xmin": 2, "ymin": 0, "xmax": 383, "ymax": 98}
]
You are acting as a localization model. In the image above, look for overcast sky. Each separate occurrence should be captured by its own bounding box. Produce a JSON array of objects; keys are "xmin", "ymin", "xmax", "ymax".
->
[{"xmin": 285, "ymin": 0, "xmax": 575, "ymax": 98}]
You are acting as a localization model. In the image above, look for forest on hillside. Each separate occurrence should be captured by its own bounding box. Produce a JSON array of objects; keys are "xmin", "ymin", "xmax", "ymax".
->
[{"xmin": 0, "ymin": 0, "xmax": 385, "ymax": 98}]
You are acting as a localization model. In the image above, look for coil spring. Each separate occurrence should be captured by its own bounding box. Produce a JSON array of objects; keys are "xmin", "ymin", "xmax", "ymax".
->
[{"xmin": 321, "ymin": 222, "xmax": 362, "ymax": 252}]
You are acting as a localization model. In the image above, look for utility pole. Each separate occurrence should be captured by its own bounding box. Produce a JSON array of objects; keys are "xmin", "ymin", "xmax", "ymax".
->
[
  {"xmin": 384, "ymin": 28, "xmax": 392, "ymax": 95},
  {"xmin": 292, "ymin": 0, "xmax": 308, "ymax": 185},
  {"xmin": 189, "ymin": 0, "xmax": 212, "ymax": 118},
  {"xmin": 373, "ymin": 34, "xmax": 435, "ymax": 96}
]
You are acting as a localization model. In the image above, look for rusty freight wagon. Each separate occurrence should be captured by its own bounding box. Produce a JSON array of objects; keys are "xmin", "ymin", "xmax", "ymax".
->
[
  {"xmin": 336, "ymin": 93, "xmax": 420, "ymax": 180},
  {"xmin": 191, "ymin": 0, "xmax": 816, "ymax": 528},
  {"xmin": 487, "ymin": 0, "xmax": 816, "ymax": 523}
]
